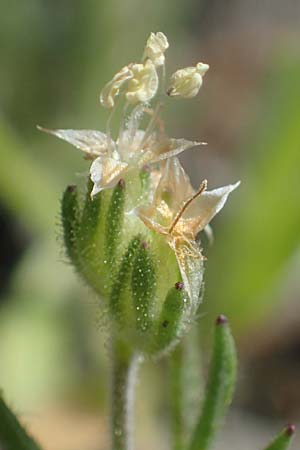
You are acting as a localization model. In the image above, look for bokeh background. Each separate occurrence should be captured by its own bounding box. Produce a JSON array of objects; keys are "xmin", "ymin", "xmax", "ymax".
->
[{"xmin": 1, "ymin": 1, "xmax": 300, "ymax": 449}]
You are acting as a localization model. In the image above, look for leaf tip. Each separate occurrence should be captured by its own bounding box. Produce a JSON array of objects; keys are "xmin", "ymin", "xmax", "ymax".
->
[
  {"xmin": 216, "ymin": 314, "xmax": 228, "ymax": 326},
  {"xmin": 118, "ymin": 178, "xmax": 126, "ymax": 189},
  {"xmin": 141, "ymin": 240, "xmax": 150, "ymax": 250},
  {"xmin": 66, "ymin": 185, "xmax": 77, "ymax": 193},
  {"xmin": 174, "ymin": 281, "xmax": 184, "ymax": 291},
  {"xmin": 285, "ymin": 424, "xmax": 296, "ymax": 437}
]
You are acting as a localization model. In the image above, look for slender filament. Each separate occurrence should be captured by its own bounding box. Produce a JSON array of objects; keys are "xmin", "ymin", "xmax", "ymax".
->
[{"xmin": 168, "ymin": 180, "xmax": 207, "ymax": 234}]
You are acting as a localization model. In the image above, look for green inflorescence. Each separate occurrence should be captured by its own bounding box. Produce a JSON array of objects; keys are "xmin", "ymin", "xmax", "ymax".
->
[{"xmin": 61, "ymin": 171, "xmax": 191, "ymax": 355}]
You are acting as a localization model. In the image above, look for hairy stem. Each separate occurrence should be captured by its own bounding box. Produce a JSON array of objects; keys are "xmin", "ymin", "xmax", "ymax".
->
[
  {"xmin": 169, "ymin": 344, "xmax": 185, "ymax": 450},
  {"xmin": 169, "ymin": 329, "xmax": 203, "ymax": 450},
  {"xmin": 111, "ymin": 337, "xmax": 141, "ymax": 450}
]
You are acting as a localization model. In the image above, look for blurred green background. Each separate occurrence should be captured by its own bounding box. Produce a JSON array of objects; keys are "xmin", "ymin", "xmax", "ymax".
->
[{"xmin": 0, "ymin": 1, "xmax": 299, "ymax": 449}]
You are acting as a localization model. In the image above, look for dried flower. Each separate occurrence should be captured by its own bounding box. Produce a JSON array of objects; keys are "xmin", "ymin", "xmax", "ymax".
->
[{"xmin": 136, "ymin": 157, "xmax": 239, "ymax": 303}]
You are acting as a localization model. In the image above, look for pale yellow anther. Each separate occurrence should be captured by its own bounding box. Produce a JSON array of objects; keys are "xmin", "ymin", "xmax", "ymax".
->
[
  {"xmin": 167, "ymin": 62, "xmax": 209, "ymax": 99},
  {"xmin": 125, "ymin": 59, "xmax": 159, "ymax": 104},
  {"xmin": 100, "ymin": 65, "xmax": 134, "ymax": 109},
  {"xmin": 143, "ymin": 32, "xmax": 169, "ymax": 67}
]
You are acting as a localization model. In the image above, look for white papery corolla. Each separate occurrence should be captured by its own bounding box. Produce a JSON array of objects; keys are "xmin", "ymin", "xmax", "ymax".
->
[
  {"xmin": 39, "ymin": 106, "xmax": 204, "ymax": 198},
  {"xmin": 143, "ymin": 32, "xmax": 169, "ymax": 66},
  {"xmin": 167, "ymin": 62, "xmax": 209, "ymax": 98}
]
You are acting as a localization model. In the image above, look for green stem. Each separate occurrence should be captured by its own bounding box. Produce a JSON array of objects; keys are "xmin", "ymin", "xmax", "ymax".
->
[
  {"xmin": 111, "ymin": 338, "xmax": 142, "ymax": 450},
  {"xmin": 169, "ymin": 329, "xmax": 203, "ymax": 450},
  {"xmin": 169, "ymin": 344, "xmax": 185, "ymax": 450}
]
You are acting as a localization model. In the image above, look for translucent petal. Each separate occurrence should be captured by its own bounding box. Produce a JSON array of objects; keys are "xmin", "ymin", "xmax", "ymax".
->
[
  {"xmin": 140, "ymin": 139, "xmax": 203, "ymax": 166},
  {"xmin": 182, "ymin": 181, "xmax": 240, "ymax": 234},
  {"xmin": 90, "ymin": 156, "xmax": 128, "ymax": 196},
  {"xmin": 153, "ymin": 158, "xmax": 194, "ymax": 211},
  {"xmin": 117, "ymin": 129, "xmax": 145, "ymax": 162},
  {"xmin": 173, "ymin": 240, "xmax": 204, "ymax": 309},
  {"xmin": 135, "ymin": 205, "xmax": 168, "ymax": 235},
  {"xmin": 37, "ymin": 127, "xmax": 109, "ymax": 158}
]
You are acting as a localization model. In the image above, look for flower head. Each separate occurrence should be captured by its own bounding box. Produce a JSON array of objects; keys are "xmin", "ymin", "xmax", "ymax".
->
[
  {"xmin": 136, "ymin": 157, "xmax": 239, "ymax": 304},
  {"xmin": 43, "ymin": 32, "xmax": 240, "ymax": 354}
]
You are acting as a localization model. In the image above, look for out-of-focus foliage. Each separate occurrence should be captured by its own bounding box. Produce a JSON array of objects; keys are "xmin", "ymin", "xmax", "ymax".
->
[{"xmin": 204, "ymin": 54, "xmax": 300, "ymax": 332}]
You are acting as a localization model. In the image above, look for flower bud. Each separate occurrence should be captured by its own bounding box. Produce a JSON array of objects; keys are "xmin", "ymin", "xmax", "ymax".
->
[
  {"xmin": 143, "ymin": 32, "xmax": 169, "ymax": 67},
  {"xmin": 167, "ymin": 62, "xmax": 209, "ymax": 98},
  {"xmin": 125, "ymin": 59, "xmax": 159, "ymax": 104}
]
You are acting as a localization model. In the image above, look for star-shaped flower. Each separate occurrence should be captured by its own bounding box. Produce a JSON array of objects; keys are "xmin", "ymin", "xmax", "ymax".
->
[
  {"xmin": 38, "ymin": 106, "xmax": 202, "ymax": 197},
  {"xmin": 136, "ymin": 157, "xmax": 240, "ymax": 305},
  {"xmin": 39, "ymin": 32, "xmax": 210, "ymax": 198}
]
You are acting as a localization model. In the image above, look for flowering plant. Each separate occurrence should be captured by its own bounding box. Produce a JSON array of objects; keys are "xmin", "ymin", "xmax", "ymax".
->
[{"xmin": 0, "ymin": 32, "xmax": 295, "ymax": 450}]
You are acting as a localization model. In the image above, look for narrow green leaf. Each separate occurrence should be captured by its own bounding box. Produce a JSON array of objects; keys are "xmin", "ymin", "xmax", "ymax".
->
[
  {"xmin": 0, "ymin": 396, "xmax": 41, "ymax": 450},
  {"xmin": 168, "ymin": 330, "xmax": 203, "ymax": 450},
  {"xmin": 263, "ymin": 425, "xmax": 295, "ymax": 450},
  {"xmin": 105, "ymin": 179, "xmax": 126, "ymax": 266},
  {"xmin": 131, "ymin": 241, "xmax": 156, "ymax": 333},
  {"xmin": 189, "ymin": 315, "xmax": 237, "ymax": 450},
  {"xmin": 61, "ymin": 185, "xmax": 80, "ymax": 266}
]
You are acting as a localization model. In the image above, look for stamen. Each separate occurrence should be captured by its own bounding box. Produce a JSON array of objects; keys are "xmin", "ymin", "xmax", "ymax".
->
[
  {"xmin": 141, "ymin": 102, "xmax": 164, "ymax": 148},
  {"xmin": 106, "ymin": 106, "xmax": 116, "ymax": 153},
  {"xmin": 117, "ymin": 101, "xmax": 130, "ymax": 148},
  {"xmin": 168, "ymin": 180, "xmax": 207, "ymax": 234},
  {"xmin": 158, "ymin": 63, "xmax": 166, "ymax": 98},
  {"xmin": 127, "ymin": 103, "xmax": 143, "ymax": 144}
]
